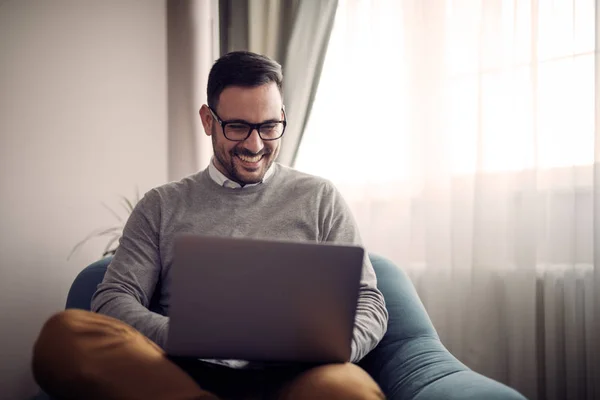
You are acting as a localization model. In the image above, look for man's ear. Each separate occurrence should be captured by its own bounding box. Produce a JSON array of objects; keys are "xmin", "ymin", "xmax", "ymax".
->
[{"xmin": 199, "ymin": 105, "xmax": 213, "ymax": 137}]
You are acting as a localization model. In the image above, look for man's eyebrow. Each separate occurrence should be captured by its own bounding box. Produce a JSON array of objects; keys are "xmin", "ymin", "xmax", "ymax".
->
[
  {"xmin": 262, "ymin": 117, "xmax": 282, "ymax": 123},
  {"xmin": 223, "ymin": 117, "xmax": 282, "ymax": 124}
]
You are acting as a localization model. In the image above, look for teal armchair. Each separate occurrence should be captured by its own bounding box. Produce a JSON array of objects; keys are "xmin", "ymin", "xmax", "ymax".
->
[{"xmin": 34, "ymin": 254, "xmax": 526, "ymax": 399}]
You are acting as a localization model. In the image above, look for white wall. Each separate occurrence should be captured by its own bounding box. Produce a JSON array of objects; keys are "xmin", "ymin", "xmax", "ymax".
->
[{"xmin": 0, "ymin": 1, "xmax": 168, "ymax": 398}]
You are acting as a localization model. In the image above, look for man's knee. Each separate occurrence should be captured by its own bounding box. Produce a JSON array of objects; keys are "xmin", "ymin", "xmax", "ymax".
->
[
  {"xmin": 37, "ymin": 309, "xmax": 86, "ymax": 338},
  {"xmin": 34, "ymin": 309, "xmax": 95, "ymax": 358},
  {"xmin": 32, "ymin": 310, "xmax": 97, "ymax": 394},
  {"xmin": 281, "ymin": 362, "xmax": 385, "ymax": 400}
]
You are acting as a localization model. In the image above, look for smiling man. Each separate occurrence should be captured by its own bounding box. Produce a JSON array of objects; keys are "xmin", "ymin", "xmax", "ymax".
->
[
  {"xmin": 32, "ymin": 51, "xmax": 388, "ymax": 400},
  {"xmin": 205, "ymin": 85, "xmax": 283, "ymax": 186}
]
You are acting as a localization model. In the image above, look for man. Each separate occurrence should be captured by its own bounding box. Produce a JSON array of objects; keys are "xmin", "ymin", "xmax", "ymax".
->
[{"xmin": 33, "ymin": 51, "xmax": 388, "ymax": 400}]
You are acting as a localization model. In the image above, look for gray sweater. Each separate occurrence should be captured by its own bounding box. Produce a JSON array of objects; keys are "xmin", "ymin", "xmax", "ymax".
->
[{"xmin": 91, "ymin": 163, "xmax": 388, "ymax": 365}]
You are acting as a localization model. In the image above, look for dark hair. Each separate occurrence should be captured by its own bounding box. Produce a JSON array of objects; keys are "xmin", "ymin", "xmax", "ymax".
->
[{"xmin": 207, "ymin": 51, "xmax": 283, "ymax": 109}]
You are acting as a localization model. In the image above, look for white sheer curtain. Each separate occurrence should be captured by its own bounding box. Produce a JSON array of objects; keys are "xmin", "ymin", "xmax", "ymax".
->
[{"xmin": 295, "ymin": 1, "xmax": 599, "ymax": 399}]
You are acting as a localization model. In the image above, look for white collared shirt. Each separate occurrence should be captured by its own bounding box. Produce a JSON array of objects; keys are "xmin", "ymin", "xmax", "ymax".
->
[{"xmin": 208, "ymin": 156, "xmax": 274, "ymax": 188}]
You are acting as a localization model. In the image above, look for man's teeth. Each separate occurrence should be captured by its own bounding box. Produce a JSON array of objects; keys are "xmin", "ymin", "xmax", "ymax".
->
[{"xmin": 237, "ymin": 154, "xmax": 262, "ymax": 162}]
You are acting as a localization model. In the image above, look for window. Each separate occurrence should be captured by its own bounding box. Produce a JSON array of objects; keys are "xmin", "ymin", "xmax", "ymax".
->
[{"xmin": 296, "ymin": 0, "xmax": 596, "ymax": 183}]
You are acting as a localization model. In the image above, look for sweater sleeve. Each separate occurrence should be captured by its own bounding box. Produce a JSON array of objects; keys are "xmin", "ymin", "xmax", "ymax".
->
[
  {"xmin": 90, "ymin": 189, "xmax": 169, "ymax": 348},
  {"xmin": 321, "ymin": 183, "xmax": 389, "ymax": 362}
]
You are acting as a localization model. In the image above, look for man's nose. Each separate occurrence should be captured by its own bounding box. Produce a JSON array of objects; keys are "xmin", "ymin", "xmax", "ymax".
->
[{"xmin": 243, "ymin": 128, "xmax": 264, "ymax": 153}]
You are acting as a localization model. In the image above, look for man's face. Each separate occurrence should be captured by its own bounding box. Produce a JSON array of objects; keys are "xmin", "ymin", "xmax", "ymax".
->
[{"xmin": 200, "ymin": 83, "xmax": 283, "ymax": 186}]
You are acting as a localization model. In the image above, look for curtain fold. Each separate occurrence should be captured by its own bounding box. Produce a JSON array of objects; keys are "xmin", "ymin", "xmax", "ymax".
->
[
  {"xmin": 218, "ymin": 0, "xmax": 337, "ymax": 166},
  {"xmin": 295, "ymin": 1, "xmax": 599, "ymax": 399},
  {"xmin": 277, "ymin": 0, "xmax": 338, "ymax": 165},
  {"xmin": 167, "ymin": 0, "xmax": 218, "ymax": 181},
  {"xmin": 593, "ymin": 1, "xmax": 600, "ymax": 398}
]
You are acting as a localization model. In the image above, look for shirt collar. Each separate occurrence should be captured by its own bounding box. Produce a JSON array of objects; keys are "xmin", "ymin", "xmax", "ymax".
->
[{"xmin": 208, "ymin": 156, "xmax": 274, "ymax": 189}]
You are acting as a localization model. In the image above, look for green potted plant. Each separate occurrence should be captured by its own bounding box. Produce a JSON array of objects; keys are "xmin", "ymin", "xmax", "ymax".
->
[{"xmin": 68, "ymin": 189, "xmax": 140, "ymax": 260}]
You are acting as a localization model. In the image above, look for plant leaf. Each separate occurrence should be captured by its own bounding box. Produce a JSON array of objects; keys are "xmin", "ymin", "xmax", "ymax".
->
[
  {"xmin": 102, "ymin": 234, "xmax": 121, "ymax": 256},
  {"xmin": 102, "ymin": 248, "xmax": 118, "ymax": 257},
  {"xmin": 101, "ymin": 202, "xmax": 123, "ymax": 223},
  {"xmin": 67, "ymin": 226, "xmax": 123, "ymax": 260},
  {"xmin": 120, "ymin": 195, "xmax": 135, "ymax": 214},
  {"xmin": 69, "ymin": 190, "xmax": 139, "ymax": 260}
]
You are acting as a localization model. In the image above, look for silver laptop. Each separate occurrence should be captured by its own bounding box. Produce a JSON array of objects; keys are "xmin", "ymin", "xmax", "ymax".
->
[{"xmin": 166, "ymin": 235, "xmax": 364, "ymax": 364}]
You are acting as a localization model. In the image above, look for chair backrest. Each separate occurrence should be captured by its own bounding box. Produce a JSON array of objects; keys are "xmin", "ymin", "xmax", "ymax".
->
[{"xmin": 65, "ymin": 257, "xmax": 113, "ymax": 310}]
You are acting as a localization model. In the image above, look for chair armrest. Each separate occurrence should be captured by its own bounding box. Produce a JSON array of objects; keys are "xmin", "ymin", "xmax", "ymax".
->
[
  {"xmin": 361, "ymin": 335, "xmax": 526, "ymax": 400},
  {"xmin": 363, "ymin": 254, "xmax": 527, "ymax": 400}
]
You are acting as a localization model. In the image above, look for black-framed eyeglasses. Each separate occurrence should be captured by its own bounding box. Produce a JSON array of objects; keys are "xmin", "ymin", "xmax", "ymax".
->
[{"xmin": 208, "ymin": 106, "xmax": 287, "ymax": 142}]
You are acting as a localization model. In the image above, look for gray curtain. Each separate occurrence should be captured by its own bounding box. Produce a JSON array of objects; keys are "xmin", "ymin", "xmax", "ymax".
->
[
  {"xmin": 167, "ymin": 0, "xmax": 218, "ymax": 181},
  {"xmin": 594, "ymin": 1, "xmax": 600, "ymax": 397},
  {"xmin": 219, "ymin": 0, "xmax": 338, "ymax": 166}
]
